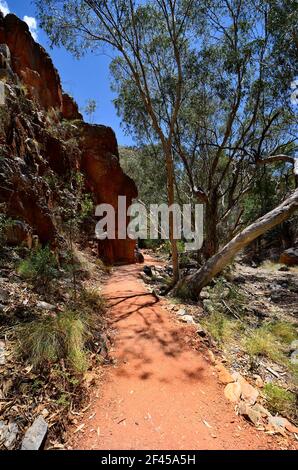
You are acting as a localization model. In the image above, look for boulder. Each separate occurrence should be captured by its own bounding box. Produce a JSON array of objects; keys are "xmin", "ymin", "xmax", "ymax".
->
[
  {"xmin": 284, "ymin": 420, "xmax": 298, "ymax": 434},
  {"xmin": 237, "ymin": 402, "xmax": 262, "ymax": 426},
  {"xmin": 196, "ymin": 323, "xmax": 207, "ymax": 338},
  {"xmin": 136, "ymin": 251, "xmax": 144, "ymax": 263},
  {"xmin": 279, "ymin": 247, "xmax": 298, "ymax": 266},
  {"xmin": 254, "ymin": 375, "xmax": 264, "ymax": 388},
  {"xmin": 21, "ymin": 416, "xmax": 48, "ymax": 450},
  {"xmin": 224, "ymin": 382, "xmax": 242, "ymax": 403},
  {"xmin": 215, "ymin": 363, "xmax": 234, "ymax": 384},
  {"xmin": 267, "ymin": 416, "xmax": 287, "ymax": 435},
  {"xmin": 232, "ymin": 372, "xmax": 259, "ymax": 405}
]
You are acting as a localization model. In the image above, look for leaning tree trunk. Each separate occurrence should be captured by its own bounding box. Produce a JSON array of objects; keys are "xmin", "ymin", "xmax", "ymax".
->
[{"xmin": 175, "ymin": 189, "xmax": 298, "ymax": 300}]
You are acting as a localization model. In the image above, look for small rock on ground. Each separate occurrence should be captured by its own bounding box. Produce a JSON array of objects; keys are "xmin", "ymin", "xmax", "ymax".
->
[
  {"xmin": 237, "ymin": 402, "xmax": 262, "ymax": 426},
  {"xmin": 224, "ymin": 382, "xmax": 242, "ymax": 403},
  {"xmin": 179, "ymin": 315, "xmax": 195, "ymax": 324},
  {"xmin": 21, "ymin": 416, "xmax": 48, "ymax": 450},
  {"xmin": 215, "ymin": 363, "xmax": 234, "ymax": 384},
  {"xmin": 177, "ymin": 308, "xmax": 187, "ymax": 316},
  {"xmin": 0, "ymin": 340, "xmax": 5, "ymax": 365},
  {"xmin": 36, "ymin": 301, "xmax": 55, "ymax": 310},
  {"xmin": 232, "ymin": 372, "xmax": 259, "ymax": 405},
  {"xmin": 0, "ymin": 421, "xmax": 18, "ymax": 449}
]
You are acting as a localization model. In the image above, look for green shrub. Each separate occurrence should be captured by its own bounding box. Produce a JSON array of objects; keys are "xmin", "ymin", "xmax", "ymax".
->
[
  {"xmin": 244, "ymin": 327, "xmax": 283, "ymax": 362},
  {"xmin": 79, "ymin": 193, "xmax": 94, "ymax": 220},
  {"xmin": 201, "ymin": 312, "xmax": 242, "ymax": 344},
  {"xmin": 18, "ymin": 246, "xmax": 59, "ymax": 288},
  {"xmin": 264, "ymin": 383, "xmax": 296, "ymax": 419},
  {"xmin": 266, "ymin": 321, "xmax": 297, "ymax": 344},
  {"xmin": 244, "ymin": 322, "xmax": 297, "ymax": 364},
  {"xmin": 18, "ymin": 310, "xmax": 88, "ymax": 373}
]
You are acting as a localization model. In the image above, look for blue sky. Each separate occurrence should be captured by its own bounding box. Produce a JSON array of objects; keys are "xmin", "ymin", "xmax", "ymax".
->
[{"xmin": 0, "ymin": 0, "xmax": 134, "ymax": 146}]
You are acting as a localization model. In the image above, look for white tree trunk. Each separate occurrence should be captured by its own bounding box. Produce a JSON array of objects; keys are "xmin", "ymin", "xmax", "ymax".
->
[{"xmin": 175, "ymin": 189, "xmax": 298, "ymax": 299}]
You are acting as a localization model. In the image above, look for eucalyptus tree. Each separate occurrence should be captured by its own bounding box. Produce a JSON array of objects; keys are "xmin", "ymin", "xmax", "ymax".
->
[{"xmin": 170, "ymin": 0, "xmax": 298, "ymax": 259}]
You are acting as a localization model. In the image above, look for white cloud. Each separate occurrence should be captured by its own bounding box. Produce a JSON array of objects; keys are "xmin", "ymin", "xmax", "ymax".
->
[
  {"xmin": 0, "ymin": 0, "xmax": 10, "ymax": 16},
  {"xmin": 23, "ymin": 15, "xmax": 38, "ymax": 41},
  {"xmin": 0, "ymin": 2, "xmax": 39, "ymax": 42}
]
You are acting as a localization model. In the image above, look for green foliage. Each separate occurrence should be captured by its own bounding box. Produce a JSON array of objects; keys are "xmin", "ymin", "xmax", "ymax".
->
[
  {"xmin": 267, "ymin": 321, "xmax": 297, "ymax": 344},
  {"xmin": 244, "ymin": 321, "xmax": 297, "ymax": 364},
  {"xmin": 244, "ymin": 328, "xmax": 284, "ymax": 363},
  {"xmin": 79, "ymin": 193, "xmax": 94, "ymax": 221},
  {"xmin": 120, "ymin": 146, "xmax": 167, "ymax": 207},
  {"xmin": 18, "ymin": 310, "xmax": 88, "ymax": 373},
  {"xmin": 18, "ymin": 286, "xmax": 106, "ymax": 373},
  {"xmin": 201, "ymin": 312, "xmax": 242, "ymax": 344},
  {"xmin": 263, "ymin": 383, "xmax": 296, "ymax": 419},
  {"xmin": 84, "ymin": 99, "xmax": 97, "ymax": 123},
  {"xmin": 18, "ymin": 246, "xmax": 59, "ymax": 288}
]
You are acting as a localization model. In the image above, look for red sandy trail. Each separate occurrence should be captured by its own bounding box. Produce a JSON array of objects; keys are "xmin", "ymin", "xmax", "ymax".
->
[{"xmin": 72, "ymin": 258, "xmax": 279, "ymax": 450}]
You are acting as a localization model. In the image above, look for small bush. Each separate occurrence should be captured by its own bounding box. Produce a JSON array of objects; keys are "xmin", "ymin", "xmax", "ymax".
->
[
  {"xmin": 18, "ymin": 310, "xmax": 88, "ymax": 373},
  {"xmin": 18, "ymin": 246, "xmax": 59, "ymax": 288},
  {"xmin": 79, "ymin": 287, "xmax": 105, "ymax": 313},
  {"xmin": 264, "ymin": 383, "xmax": 297, "ymax": 419},
  {"xmin": 266, "ymin": 321, "xmax": 297, "ymax": 344},
  {"xmin": 79, "ymin": 193, "xmax": 94, "ymax": 221},
  {"xmin": 244, "ymin": 322, "xmax": 297, "ymax": 364},
  {"xmin": 201, "ymin": 312, "xmax": 242, "ymax": 344},
  {"xmin": 244, "ymin": 327, "xmax": 283, "ymax": 362}
]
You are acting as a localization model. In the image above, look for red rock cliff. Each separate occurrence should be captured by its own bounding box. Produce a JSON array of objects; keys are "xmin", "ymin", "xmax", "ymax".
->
[{"xmin": 0, "ymin": 12, "xmax": 137, "ymax": 264}]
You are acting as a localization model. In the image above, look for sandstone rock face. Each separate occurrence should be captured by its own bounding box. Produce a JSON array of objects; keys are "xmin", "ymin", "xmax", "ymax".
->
[
  {"xmin": 0, "ymin": 13, "xmax": 137, "ymax": 264},
  {"xmin": 0, "ymin": 13, "xmax": 63, "ymax": 111},
  {"xmin": 77, "ymin": 123, "xmax": 137, "ymax": 264},
  {"xmin": 62, "ymin": 93, "xmax": 83, "ymax": 121}
]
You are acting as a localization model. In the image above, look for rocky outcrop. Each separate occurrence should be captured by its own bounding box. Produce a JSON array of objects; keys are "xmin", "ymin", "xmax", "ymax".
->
[
  {"xmin": 62, "ymin": 93, "xmax": 83, "ymax": 121},
  {"xmin": 0, "ymin": 13, "xmax": 63, "ymax": 112},
  {"xmin": 0, "ymin": 12, "xmax": 137, "ymax": 264},
  {"xmin": 77, "ymin": 123, "xmax": 137, "ymax": 264}
]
